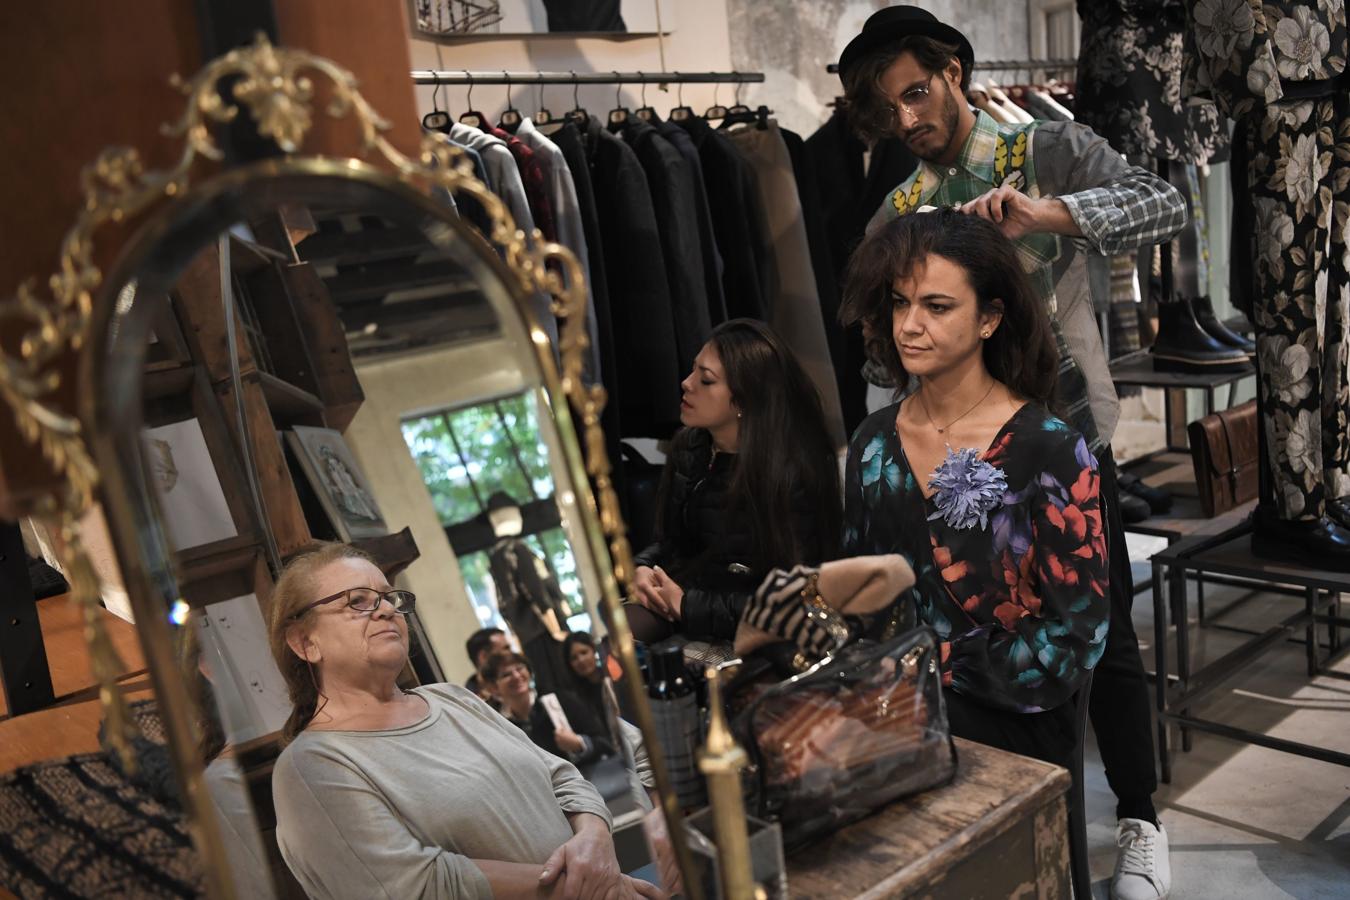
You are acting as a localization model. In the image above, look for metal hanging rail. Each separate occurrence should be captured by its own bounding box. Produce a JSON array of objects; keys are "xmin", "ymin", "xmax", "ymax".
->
[
  {"xmin": 974, "ymin": 58, "xmax": 1077, "ymax": 71},
  {"xmin": 411, "ymin": 69, "xmax": 765, "ymax": 85},
  {"xmin": 825, "ymin": 58, "xmax": 1076, "ymax": 74}
]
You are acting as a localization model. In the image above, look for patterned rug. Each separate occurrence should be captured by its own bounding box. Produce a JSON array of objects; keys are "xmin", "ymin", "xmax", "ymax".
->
[{"xmin": 0, "ymin": 702, "xmax": 202, "ymax": 898}]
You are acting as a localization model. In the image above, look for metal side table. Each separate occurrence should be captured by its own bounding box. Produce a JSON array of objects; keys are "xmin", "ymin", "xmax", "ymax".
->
[{"xmin": 1150, "ymin": 521, "xmax": 1350, "ymax": 783}]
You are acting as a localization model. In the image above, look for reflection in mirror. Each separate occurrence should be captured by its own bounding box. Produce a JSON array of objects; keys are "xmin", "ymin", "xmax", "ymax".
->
[{"xmin": 104, "ymin": 172, "xmax": 678, "ymax": 898}]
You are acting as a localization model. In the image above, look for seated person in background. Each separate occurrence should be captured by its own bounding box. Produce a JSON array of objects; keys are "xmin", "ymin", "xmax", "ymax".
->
[
  {"xmin": 839, "ymin": 210, "xmax": 1109, "ymax": 770},
  {"xmin": 559, "ymin": 632, "xmax": 659, "ymax": 809},
  {"xmin": 464, "ymin": 626, "xmax": 511, "ymax": 707},
  {"xmin": 561, "ymin": 632, "xmax": 609, "ymax": 727},
  {"xmin": 268, "ymin": 542, "xmax": 659, "ymax": 900},
  {"xmin": 629, "ymin": 319, "xmax": 842, "ymax": 641},
  {"xmin": 485, "ymin": 650, "xmax": 614, "ymax": 774}
]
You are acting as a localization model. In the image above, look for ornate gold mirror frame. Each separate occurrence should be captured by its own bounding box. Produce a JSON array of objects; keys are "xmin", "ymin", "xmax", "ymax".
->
[{"xmin": 0, "ymin": 34, "xmax": 701, "ymax": 899}]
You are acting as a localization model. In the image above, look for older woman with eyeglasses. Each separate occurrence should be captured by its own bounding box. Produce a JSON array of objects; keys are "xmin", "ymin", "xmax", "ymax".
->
[{"xmin": 268, "ymin": 542, "xmax": 661, "ymax": 900}]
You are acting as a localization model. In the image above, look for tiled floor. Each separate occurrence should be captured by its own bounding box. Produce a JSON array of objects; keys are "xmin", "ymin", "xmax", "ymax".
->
[{"xmin": 1083, "ymin": 541, "xmax": 1350, "ymax": 898}]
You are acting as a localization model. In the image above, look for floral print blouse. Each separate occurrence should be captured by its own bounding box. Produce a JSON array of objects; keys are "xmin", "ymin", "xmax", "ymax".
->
[{"xmin": 842, "ymin": 401, "xmax": 1109, "ymax": 714}]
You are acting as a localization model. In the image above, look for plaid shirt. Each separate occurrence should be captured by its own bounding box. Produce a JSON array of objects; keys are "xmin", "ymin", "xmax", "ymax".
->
[{"xmin": 872, "ymin": 110, "xmax": 1188, "ymax": 451}]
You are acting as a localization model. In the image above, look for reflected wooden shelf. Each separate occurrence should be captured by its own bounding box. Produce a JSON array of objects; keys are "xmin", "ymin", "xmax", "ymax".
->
[
  {"xmin": 142, "ymin": 359, "xmax": 196, "ymax": 401},
  {"xmin": 0, "ymin": 594, "xmax": 150, "ymax": 774},
  {"xmin": 230, "ymin": 232, "xmax": 289, "ymax": 273},
  {"xmin": 258, "ymin": 370, "xmax": 325, "ymax": 421}
]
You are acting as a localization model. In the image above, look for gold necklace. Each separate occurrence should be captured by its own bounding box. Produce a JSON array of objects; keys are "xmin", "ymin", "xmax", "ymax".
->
[{"xmin": 918, "ymin": 381, "xmax": 997, "ymax": 435}]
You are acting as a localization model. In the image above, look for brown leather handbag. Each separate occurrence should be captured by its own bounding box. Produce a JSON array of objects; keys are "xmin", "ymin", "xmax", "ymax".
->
[{"xmin": 1187, "ymin": 400, "xmax": 1259, "ymax": 517}]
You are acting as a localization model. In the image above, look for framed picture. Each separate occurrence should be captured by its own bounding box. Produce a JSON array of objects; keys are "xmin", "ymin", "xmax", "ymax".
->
[
  {"xmin": 141, "ymin": 418, "xmax": 240, "ymax": 550},
  {"xmin": 198, "ymin": 593, "xmax": 293, "ymax": 741},
  {"xmin": 287, "ymin": 425, "xmax": 388, "ymax": 540}
]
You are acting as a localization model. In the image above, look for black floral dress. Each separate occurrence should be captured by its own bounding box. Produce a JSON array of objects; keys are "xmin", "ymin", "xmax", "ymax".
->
[
  {"xmin": 1076, "ymin": 0, "xmax": 1228, "ymax": 164},
  {"xmin": 1187, "ymin": 0, "xmax": 1350, "ymax": 519},
  {"xmin": 842, "ymin": 402, "xmax": 1110, "ymax": 714}
]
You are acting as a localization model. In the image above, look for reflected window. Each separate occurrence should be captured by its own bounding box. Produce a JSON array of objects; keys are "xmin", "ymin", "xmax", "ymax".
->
[{"xmin": 402, "ymin": 394, "xmax": 585, "ymax": 627}]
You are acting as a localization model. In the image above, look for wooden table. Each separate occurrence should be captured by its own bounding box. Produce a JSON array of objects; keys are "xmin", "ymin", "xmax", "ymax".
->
[{"xmin": 786, "ymin": 737, "xmax": 1070, "ymax": 899}]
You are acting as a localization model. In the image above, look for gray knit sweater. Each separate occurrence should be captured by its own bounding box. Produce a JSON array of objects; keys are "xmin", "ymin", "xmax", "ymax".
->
[{"xmin": 273, "ymin": 683, "xmax": 612, "ymax": 899}]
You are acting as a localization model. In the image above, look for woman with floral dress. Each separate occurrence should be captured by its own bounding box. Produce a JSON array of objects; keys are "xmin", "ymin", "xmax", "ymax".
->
[{"xmin": 839, "ymin": 209, "xmax": 1109, "ymax": 769}]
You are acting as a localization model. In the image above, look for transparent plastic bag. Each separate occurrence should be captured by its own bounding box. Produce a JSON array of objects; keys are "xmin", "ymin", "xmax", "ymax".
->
[{"xmin": 737, "ymin": 628, "xmax": 958, "ymax": 850}]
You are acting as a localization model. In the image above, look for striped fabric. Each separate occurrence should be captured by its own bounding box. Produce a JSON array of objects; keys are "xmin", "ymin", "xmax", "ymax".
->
[{"xmin": 744, "ymin": 564, "xmax": 850, "ymax": 660}]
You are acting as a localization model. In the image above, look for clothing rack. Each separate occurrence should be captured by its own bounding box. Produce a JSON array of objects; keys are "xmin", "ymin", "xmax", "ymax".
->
[
  {"xmin": 824, "ymin": 58, "xmax": 1075, "ymax": 75},
  {"xmin": 974, "ymin": 58, "xmax": 1076, "ymax": 72},
  {"xmin": 411, "ymin": 70, "xmax": 765, "ymax": 85}
]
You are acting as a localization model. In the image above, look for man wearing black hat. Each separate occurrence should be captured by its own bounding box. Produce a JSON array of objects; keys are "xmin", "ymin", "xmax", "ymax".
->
[{"xmin": 839, "ymin": 8, "xmax": 1181, "ymax": 900}]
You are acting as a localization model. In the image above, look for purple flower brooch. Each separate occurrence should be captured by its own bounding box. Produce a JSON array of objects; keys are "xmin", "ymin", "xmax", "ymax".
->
[{"xmin": 927, "ymin": 446, "xmax": 1008, "ymax": 531}]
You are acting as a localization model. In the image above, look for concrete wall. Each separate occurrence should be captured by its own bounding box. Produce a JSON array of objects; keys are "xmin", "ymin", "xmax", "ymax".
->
[
  {"xmin": 726, "ymin": 0, "xmax": 1031, "ymax": 136},
  {"xmin": 409, "ymin": 0, "xmax": 734, "ymax": 124}
]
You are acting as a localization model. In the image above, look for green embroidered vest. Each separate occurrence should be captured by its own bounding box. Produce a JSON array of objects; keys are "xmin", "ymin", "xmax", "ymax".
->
[{"xmin": 887, "ymin": 121, "xmax": 1062, "ymax": 312}]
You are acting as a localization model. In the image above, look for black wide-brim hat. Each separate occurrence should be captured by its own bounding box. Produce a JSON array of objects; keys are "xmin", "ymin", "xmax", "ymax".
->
[{"xmin": 837, "ymin": 5, "xmax": 975, "ymax": 84}]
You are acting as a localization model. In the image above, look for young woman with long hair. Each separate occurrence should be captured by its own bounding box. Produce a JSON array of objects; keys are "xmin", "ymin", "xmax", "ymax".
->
[
  {"xmin": 629, "ymin": 318, "xmax": 842, "ymax": 641},
  {"xmin": 839, "ymin": 209, "xmax": 1108, "ymax": 769}
]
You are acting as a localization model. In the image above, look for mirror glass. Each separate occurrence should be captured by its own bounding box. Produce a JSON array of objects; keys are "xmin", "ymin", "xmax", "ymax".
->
[
  {"xmin": 412, "ymin": 0, "xmax": 675, "ymax": 38},
  {"xmin": 91, "ymin": 164, "xmax": 679, "ymax": 898}
]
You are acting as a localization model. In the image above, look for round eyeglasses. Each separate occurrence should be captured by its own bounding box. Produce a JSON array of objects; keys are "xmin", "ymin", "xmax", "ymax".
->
[
  {"xmin": 291, "ymin": 587, "xmax": 417, "ymax": 620},
  {"xmin": 883, "ymin": 73, "xmax": 936, "ymax": 126}
]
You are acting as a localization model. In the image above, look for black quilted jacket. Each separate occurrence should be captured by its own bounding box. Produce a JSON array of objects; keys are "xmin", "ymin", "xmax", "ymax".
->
[{"xmin": 632, "ymin": 429, "xmax": 823, "ymax": 640}]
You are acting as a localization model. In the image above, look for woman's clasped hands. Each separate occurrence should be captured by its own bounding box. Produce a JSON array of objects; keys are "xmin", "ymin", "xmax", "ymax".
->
[
  {"xmin": 631, "ymin": 565, "xmax": 685, "ymax": 622},
  {"xmin": 538, "ymin": 816, "xmax": 666, "ymax": 899}
]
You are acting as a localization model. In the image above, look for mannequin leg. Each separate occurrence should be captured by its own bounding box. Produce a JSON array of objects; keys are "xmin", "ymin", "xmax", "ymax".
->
[
  {"xmin": 1250, "ymin": 98, "xmax": 1334, "ymax": 522},
  {"xmin": 1321, "ymin": 91, "xmax": 1350, "ymax": 508}
]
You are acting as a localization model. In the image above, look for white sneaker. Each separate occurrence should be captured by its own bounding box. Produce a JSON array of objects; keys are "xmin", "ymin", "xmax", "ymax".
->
[{"xmin": 1111, "ymin": 818, "xmax": 1171, "ymax": 900}]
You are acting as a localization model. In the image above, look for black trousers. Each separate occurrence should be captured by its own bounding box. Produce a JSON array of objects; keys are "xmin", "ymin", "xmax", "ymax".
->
[
  {"xmin": 946, "ymin": 689, "xmax": 1076, "ymax": 770},
  {"xmin": 1088, "ymin": 449, "xmax": 1159, "ymax": 823}
]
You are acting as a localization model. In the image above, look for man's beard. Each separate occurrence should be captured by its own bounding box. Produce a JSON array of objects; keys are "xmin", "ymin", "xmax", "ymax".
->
[{"xmin": 902, "ymin": 81, "xmax": 962, "ymax": 162}]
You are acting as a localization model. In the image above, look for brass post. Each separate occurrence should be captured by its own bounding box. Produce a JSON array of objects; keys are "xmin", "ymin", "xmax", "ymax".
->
[{"xmin": 698, "ymin": 666, "xmax": 756, "ymax": 899}]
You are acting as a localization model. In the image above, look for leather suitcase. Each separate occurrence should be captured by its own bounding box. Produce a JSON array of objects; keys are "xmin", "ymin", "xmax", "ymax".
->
[{"xmin": 1187, "ymin": 400, "xmax": 1258, "ymax": 518}]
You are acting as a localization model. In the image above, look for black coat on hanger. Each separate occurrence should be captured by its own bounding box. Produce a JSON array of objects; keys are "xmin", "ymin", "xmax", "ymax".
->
[
  {"xmin": 613, "ymin": 117, "xmax": 713, "ymax": 376},
  {"xmin": 804, "ymin": 108, "xmax": 918, "ymax": 432},
  {"xmin": 581, "ymin": 117, "xmax": 682, "ymax": 437},
  {"xmin": 672, "ymin": 114, "xmax": 771, "ymax": 321}
]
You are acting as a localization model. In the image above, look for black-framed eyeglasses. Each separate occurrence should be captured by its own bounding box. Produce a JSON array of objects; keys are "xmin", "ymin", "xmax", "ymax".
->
[{"xmin": 291, "ymin": 587, "xmax": 417, "ymax": 620}]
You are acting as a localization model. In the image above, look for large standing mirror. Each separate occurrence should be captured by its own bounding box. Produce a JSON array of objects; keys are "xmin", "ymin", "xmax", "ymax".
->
[{"xmin": 80, "ymin": 152, "xmax": 692, "ymax": 898}]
